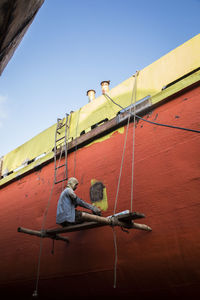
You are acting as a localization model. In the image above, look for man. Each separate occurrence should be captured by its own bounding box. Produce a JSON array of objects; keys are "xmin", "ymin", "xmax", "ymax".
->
[{"xmin": 56, "ymin": 177, "xmax": 101, "ymax": 227}]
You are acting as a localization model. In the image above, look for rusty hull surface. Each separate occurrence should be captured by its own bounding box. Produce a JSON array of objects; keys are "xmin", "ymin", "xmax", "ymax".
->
[{"xmin": 0, "ymin": 86, "xmax": 200, "ymax": 299}]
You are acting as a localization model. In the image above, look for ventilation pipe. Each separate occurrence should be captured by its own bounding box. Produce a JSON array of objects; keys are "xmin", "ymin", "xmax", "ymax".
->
[
  {"xmin": 87, "ymin": 89, "xmax": 96, "ymax": 102},
  {"xmin": 101, "ymin": 80, "xmax": 110, "ymax": 94}
]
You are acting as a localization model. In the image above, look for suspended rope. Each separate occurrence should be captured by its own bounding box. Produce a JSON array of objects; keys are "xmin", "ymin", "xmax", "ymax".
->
[
  {"xmin": 32, "ymin": 145, "xmax": 64, "ymax": 297},
  {"xmin": 130, "ymin": 71, "xmax": 139, "ymax": 212},
  {"xmin": 73, "ymin": 108, "xmax": 81, "ymax": 177},
  {"xmin": 104, "ymin": 74, "xmax": 200, "ymax": 290},
  {"xmin": 33, "ymin": 112, "xmax": 74, "ymax": 297},
  {"xmin": 112, "ymin": 226, "xmax": 118, "ymax": 289},
  {"xmin": 33, "ymin": 179, "xmax": 55, "ymax": 298},
  {"xmin": 107, "ymin": 72, "xmax": 138, "ymax": 215},
  {"xmin": 113, "ymin": 112, "xmax": 131, "ymax": 214},
  {"xmin": 135, "ymin": 115, "xmax": 200, "ymax": 133},
  {"xmin": 104, "ymin": 94, "xmax": 200, "ymax": 134},
  {"xmin": 108, "ymin": 71, "xmax": 138, "ymax": 289}
]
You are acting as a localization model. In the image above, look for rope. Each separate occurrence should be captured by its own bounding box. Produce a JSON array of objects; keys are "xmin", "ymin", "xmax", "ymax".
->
[
  {"xmin": 74, "ymin": 108, "xmax": 81, "ymax": 177},
  {"xmin": 109, "ymin": 72, "xmax": 138, "ymax": 289},
  {"xmin": 109, "ymin": 72, "xmax": 138, "ymax": 215},
  {"xmin": 104, "ymin": 94, "xmax": 200, "ymax": 134},
  {"xmin": 105, "ymin": 77, "xmax": 200, "ymax": 291},
  {"xmin": 109, "ymin": 104, "xmax": 130, "ymax": 289},
  {"xmin": 113, "ymin": 112, "xmax": 131, "ymax": 214},
  {"xmin": 135, "ymin": 115, "xmax": 200, "ymax": 133},
  {"xmin": 33, "ymin": 179, "xmax": 55, "ymax": 298},
  {"xmin": 34, "ymin": 113, "xmax": 72, "ymax": 296},
  {"xmin": 130, "ymin": 71, "xmax": 139, "ymax": 211},
  {"xmin": 112, "ymin": 227, "xmax": 118, "ymax": 289},
  {"xmin": 64, "ymin": 113, "xmax": 71, "ymax": 182},
  {"xmin": 33, "ymin": 142, "xmax": 64, "ymax": 297}
]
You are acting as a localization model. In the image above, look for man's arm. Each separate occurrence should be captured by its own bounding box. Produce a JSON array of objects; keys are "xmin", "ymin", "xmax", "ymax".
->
[{"xmin": 76, "ymin": 197, "xmax": 101, "ymax": 215}]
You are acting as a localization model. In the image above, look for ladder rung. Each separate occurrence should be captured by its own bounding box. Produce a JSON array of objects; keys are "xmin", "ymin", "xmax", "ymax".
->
[
  {"xmin": 56, "ymin": 136, "xmax": 65, "ymax": 142},
  {"xmin": 54, "ymin": 113, "xmax": 70, "ymax": 185},
  {"xmin": 57, "ymin": 123, "xmax": 65, "ymax": 129},
  {"xmin": 55, "ymin": 178, "xmax": 68, "ymax": 184},
  {"xmin": 55, "ymin": 164, "xmax": 66, "ymax": 170}
]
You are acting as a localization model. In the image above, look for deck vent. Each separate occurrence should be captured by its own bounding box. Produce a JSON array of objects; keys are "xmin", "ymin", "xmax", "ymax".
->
[
  {"xmin": 87, "ymin": 89, "xmax": 96, "ymax": 102},
  {"xmin": 101, "ymin": 80, "xmax": 110, "ymax": 94}
]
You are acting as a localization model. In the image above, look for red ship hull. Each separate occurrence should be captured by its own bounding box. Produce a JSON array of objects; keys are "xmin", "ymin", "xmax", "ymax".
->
[{"xmin": 0, "ymin": 85, "xmax": 200, "ymax": 299}]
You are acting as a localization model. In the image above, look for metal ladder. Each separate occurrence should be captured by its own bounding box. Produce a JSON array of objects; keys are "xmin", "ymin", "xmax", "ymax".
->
[{"xmin": 54, "ymin": 113, "xmax": 71, "ymax": 184}]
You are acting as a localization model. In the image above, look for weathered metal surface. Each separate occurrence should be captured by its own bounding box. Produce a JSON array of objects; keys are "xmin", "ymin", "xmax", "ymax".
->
[{"xmin": 0, "ymin": 0, "xmax": 44, "ymax": 75}]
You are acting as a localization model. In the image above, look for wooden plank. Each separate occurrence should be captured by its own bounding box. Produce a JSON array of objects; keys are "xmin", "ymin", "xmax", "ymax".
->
[
  {"xmin": 18, "ymin": 219, "xmax": 152, "ymax": 238},
  {"xmin": 17, "ymin": 227, "xmax": 69, "ymax": 243},
  {"xmin": 117, "ymin": 211, "xmax": 145, "ymax": 221},
  {"xmin": 17, "ymin": 211, "xmax": 151, "ymax": 239},
  {"xmin": 46, "ymin": 220, "xmax": 152, "ymax": 235},
  {"xmin": 46, "ymin": 221, "xmax": 106, "ymax": 234},
  {"xmin": 46, "ymin": 212, "xmax": 148, "ymax": 235}
]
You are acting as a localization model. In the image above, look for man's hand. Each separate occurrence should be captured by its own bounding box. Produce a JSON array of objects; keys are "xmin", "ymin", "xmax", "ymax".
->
[{"xmin": 92, "ymin": 206, "xmax": 102, "ymax": 216}]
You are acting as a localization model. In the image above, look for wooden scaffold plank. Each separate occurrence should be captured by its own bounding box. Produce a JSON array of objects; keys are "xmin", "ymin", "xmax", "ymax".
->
[
  {"xmin": 17, "ymin": 210, "xmax": 152, "ymax": 243},
  {"xmin": 17, "ymin": 227, "xmax": 69, "ymax": 243}
]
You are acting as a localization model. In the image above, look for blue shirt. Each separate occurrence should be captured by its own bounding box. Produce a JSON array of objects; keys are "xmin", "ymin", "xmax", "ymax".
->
[{"xmin": 56, "ymin": 187, "xmax": 94, "ymax": 224}]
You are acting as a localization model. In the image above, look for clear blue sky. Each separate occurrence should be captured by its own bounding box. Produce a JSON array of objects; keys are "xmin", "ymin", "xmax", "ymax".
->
[{"xmin": 0, "ymin": 0, "xmax": 200, "ymax": 157}]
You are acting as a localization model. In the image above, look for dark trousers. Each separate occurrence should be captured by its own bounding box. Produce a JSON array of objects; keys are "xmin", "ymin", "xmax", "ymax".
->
[{"xmin": 60, "ymin": 210, "xmax": 83, "ymax": 227}]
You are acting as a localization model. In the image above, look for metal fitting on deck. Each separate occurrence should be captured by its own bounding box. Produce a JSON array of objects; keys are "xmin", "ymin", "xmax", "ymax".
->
[
  {"xmin": 87, "ymin": 89, "xmax": 96, "ymax": 102},
  {"xmin": 101, "ymin": 80, "xmax": 110, "ymax": 94}
]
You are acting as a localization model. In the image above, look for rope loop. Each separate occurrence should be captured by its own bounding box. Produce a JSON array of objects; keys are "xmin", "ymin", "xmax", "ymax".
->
[{"xmin": 110, "ymin": 216, "xmax": 119, "ymax": 226}]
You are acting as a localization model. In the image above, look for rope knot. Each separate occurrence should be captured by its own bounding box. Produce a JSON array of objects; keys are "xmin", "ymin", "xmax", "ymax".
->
[
  {"xmin": 41, "ymin": 230, "xmax": 46, "ymax": 238},
  {"xmin": 110, "ymin": 216, "xmax": 119, "ymax": 227}
]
